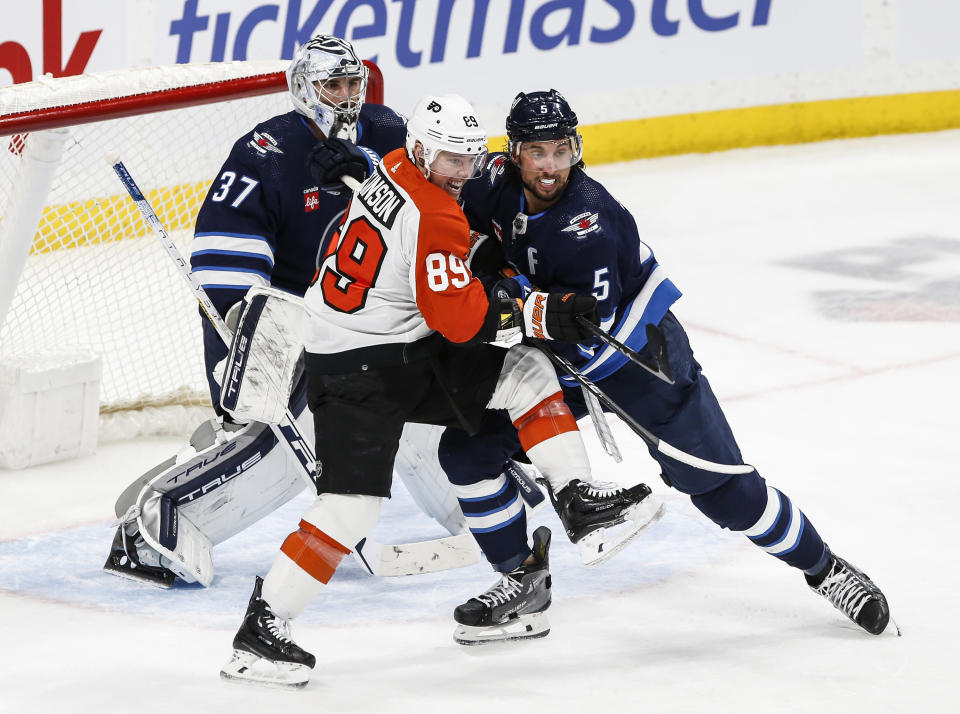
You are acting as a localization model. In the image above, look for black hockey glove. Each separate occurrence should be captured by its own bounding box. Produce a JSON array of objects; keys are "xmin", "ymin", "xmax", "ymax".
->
[
  {"xmin": 522, "ymin": 291, "xmax": 599, "ymax": 343},
  {"xmin": 308, "ymin": 138, "xmax": 377, "ymax": 193},
  {"xmin": 490, "ymin": 274, "xmax": 532, "ymax": 302}
]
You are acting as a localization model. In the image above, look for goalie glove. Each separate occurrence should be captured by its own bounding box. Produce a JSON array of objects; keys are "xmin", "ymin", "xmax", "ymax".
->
[
  {"xmin": 308, "ymin": 137, "xmax": 378, "ymax": 193},
  {"xmin": 522, "ymin": 291, "xmax": 599, "ymax": 343}
]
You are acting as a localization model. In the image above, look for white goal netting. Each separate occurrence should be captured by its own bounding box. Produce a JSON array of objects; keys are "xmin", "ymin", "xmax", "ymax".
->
[{"xmin": 0, "ymin": 62, "xmax": 291, "ymax": 440}]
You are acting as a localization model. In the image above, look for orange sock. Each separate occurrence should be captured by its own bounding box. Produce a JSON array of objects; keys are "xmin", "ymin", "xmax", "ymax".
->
[
  {"xmin": 279, "ymin": 519, "xmax": 351, "ymax": 584},
  {"xmin": 513, "ymin": 391, "xmax": 580, "ymax": 452}
]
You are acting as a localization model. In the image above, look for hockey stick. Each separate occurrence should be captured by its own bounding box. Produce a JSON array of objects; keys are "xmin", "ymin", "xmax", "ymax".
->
[
  {"xmin": 536, "ymin": 343, "xmax": 755, "ymax": 475},
  {"xmin": 575, "ymin": 317, "xmax": 675, "ymax": 385},
  {"xmin": 582, "ymin": 386, "xmax": 622, "ymax": 462},
  {"xmin": 112, "ymin": 160, "xmax": 478, "ymax": 576},
  {"xmin": 112, "ymin": 161, "xmax": 318, "ymax": 490},
  {"xmin": 354, "ymin": 534, "xmax": 478, "ymax": 577}
]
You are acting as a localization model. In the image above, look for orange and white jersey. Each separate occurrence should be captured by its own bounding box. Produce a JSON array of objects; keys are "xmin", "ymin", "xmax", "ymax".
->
[{"xmin": 303, "ymin": 148, "xmax": 491, "ymax": 355}]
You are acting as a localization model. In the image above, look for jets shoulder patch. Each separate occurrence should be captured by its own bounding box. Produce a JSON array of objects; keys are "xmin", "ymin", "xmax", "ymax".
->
[
  {"xmin": 249, "ymin": 131, "xmax": 283, "ymax": 156},
  {"xmin": 561, "ymin": 211, "xmax": 600, "ymax": 237}
]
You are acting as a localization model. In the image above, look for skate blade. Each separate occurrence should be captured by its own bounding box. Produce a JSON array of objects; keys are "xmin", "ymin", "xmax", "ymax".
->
[
  {"xmin": 453, "ymin": 611, "xmax": 550, "ymax": 646},
  {"xmin": 884, "ymin": 614, "xmax": 902, "ymax": 637},
  {"xmin": 578, "ymin": 496, "xmax": 666, "ymax": 568},
  {"xmin": 103, "ymin": 561, "xmax": 175, "ymax": 589},
  {"xmin": 219, "ymin": 649, "xmax": 310, "ymax": 689}
]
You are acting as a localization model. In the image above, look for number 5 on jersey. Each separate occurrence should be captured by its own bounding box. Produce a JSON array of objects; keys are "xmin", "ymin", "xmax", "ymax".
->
[{"xmin": 318, "ymin": 216, "xmax": 387, "ymax": 313}]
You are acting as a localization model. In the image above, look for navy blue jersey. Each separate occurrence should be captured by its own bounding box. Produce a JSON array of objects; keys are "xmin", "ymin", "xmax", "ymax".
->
[
  {"xmin": 190, "ymin": 104, "xmax": 406, "ymax": 316},
  {"xmin": 189, "ymin": 104, "xmax": 405, "ymax": 409},
  {"xmin": 462, "ymin": 154, "xmax": 682, "ymax": 385}
]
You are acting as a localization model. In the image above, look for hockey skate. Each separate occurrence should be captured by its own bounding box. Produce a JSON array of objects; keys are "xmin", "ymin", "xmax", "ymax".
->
[
  {"xmin": 453, "ymin": 526, "xmax": 552, "ymax": 645},
  {"xmin": 550, "ymin": 479, "xmax": 664, "ymax": 567},
  {"xmin": 102, "ymin": 526, "xmax": 176, "ymax": 588},
  {"xmin": 806, "ymin": 554, "xmax": 893, "ymax": 635},
  {"xmin": 220, "ymin": 576, "xmax": 316, "ymax": 689}
]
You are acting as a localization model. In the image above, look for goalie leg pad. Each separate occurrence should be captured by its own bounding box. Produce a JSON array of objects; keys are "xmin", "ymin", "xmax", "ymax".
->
[
  {"xmin": 394, "ymin": 422, "xmax": 466, "ymax": 535},
  {"xmin": 120, "ymin": 416, "xmax": 310, "ymax": 586},
  {"xmin": 136, "ymin": 493, "xmax": 214, "ymax": 585}
]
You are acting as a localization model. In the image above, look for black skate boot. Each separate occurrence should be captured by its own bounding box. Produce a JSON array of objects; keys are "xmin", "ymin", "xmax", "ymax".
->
[
  {"xmin": 220, "ymin": 576, "xmax": 316, "ymax": 688},
  {"xmin": 805, "ymin": 554, "xmax": 891, "ymax": 635},
  {"xmin": 453, "ymin": 526, "xmax": 552, "ymax": 645},
  {"xmin": 102, "ymin": 526, "xmax": 176, "ymax": 588},
  {"xmin": 550, "ymin": 479, "xmax": 664, "ymax": 567}
]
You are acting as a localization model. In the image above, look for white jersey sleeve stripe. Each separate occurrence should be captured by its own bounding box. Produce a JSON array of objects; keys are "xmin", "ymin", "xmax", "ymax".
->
[
  {"xmin": 193, "ymin": 269, "xmax": 270, "ymax": 289},
  {"xmin": 192, "ymin": 234, "xmax": 275, "ymax": 262}
]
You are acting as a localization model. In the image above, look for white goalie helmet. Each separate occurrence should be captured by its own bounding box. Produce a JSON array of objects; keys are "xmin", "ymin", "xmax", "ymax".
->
[
  {"xmin": 405, "ymin": 94, "xmax": 488, "ymax": 179},
  {"xmin": 286, "ymin": 35, "xmax": 369, "ymax": 139}
]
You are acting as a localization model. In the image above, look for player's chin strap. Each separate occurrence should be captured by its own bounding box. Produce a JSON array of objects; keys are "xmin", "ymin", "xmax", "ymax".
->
[
  {"xmin": 112, "ymin": 159, "xmax": 478, "ymax": 577},
  {"xmin": 536, "ymin": 342, "xmax": 755, "ymax": 475}
]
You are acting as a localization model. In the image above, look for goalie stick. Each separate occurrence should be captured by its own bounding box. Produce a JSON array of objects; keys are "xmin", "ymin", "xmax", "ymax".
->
[
  {"xmin": 111, "ymin": 160, "xmax": 478, "ymax": 577},
  {"xmin": 536, "ymin": 343, "xmax": 755, "ymax": 475}
]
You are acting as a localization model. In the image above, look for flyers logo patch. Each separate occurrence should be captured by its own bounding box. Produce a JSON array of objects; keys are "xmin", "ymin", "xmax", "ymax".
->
[{"xmin": 561, "ymin": 212, "xmax": 600, "ymax": 237}]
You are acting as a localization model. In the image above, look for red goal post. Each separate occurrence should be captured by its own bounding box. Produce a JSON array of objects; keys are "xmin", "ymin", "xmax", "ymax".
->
[{"xmin": 0, "ymin": 60, "xmax": 384, "ymax": 445}]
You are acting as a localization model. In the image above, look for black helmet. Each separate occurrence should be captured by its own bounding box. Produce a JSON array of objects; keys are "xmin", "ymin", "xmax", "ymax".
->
[
  {"xmin": 505, "ymin": 89, "xmax": 582, "ymax": 167},
  {"xmin": 505, "ymin": 89, "xmax": 579, "ymax": 142}
]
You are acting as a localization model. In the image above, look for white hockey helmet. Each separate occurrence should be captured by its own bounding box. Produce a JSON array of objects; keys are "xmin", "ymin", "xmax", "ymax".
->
[
  {"xmin": 405, "ymin": 94, "xmax": 488, "ymax": 179},
  {"xmin": 286, "ymin": 35, "xmax": 368, "ymax": 138}
]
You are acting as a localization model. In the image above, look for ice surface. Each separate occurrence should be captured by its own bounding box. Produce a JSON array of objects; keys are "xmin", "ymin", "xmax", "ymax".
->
[{"xmin": 2, "ymin": 130, "xmax": 958, "ymax": 713}]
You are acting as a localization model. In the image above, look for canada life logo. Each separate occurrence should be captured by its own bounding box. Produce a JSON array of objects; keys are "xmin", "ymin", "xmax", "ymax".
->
[
  {"xmin": 0, "ymin": 0, "xmax": 102, "ymax": 84},
  {"xmin": 303, "ymin": 186, "xmax": 320, "ymax": 212}
]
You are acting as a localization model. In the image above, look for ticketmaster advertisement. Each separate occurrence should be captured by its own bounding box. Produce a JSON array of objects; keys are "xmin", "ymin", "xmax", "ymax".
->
[{"xmin": 2, "ymin": 1, "xmax": 960, "ymax": 137}]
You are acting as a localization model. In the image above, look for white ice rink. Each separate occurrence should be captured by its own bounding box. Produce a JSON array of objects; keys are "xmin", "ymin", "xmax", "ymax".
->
[{"xmin": 2, "ymin": 130, "xmax": 958, "ymax": 713}]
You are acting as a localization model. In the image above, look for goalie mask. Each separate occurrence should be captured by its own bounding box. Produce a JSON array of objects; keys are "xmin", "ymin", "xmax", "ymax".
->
[
  {"xmin": 405, "ymin": 94, "xmax": 488, "ymax": 180},
  {"xmin": 287, "ymin": 35, "xmax": 369, "ymax": 140},
  {"xmin": 506, "ymin": 89, "xmax": 583, "ymax": 170}
]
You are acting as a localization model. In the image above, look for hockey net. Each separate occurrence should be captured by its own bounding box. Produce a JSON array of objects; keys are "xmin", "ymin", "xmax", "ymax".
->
[{"xmin": 0, "ymin": 61, "xmax": 383, "ymax": 442}]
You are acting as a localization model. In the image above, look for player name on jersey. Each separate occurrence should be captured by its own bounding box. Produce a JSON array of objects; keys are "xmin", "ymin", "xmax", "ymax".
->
[{"xmin": 357, "ymin": 166, "xmax": 405, "ymax": 229}]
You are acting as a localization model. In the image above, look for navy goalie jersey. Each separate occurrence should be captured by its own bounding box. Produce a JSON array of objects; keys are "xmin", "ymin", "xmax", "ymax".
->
[
  {"xmin": 189, "ymin": 104, "xmax": 406, "ymax": 408},
  {"xmin": 462, "ymin": 155, "xmax": 682, "ymax": 385},
  {"xmin": 190, "ymin": 104, "xmax": 406, "ymax": 317}
]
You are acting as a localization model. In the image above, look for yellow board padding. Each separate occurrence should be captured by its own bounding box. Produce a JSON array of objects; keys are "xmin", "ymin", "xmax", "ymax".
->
[
  {"xmin": 29, "ymin": 181, "xmax": 210, "ymax": 254},
  {"xmin": 488, "ymin": 87, "xmax": 960, "ymax": 164},
  {"xmin": 21, "ymin": 88, "xmax": 960, "ymax": 254}
]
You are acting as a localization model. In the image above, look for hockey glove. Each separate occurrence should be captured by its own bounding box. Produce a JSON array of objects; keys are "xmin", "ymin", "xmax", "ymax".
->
[
  {"xmin": 522, "ymin": 291, "xmax": 599, "ymax": 343},
  {"xmin": 308, "ymin": 138, "xmax": 378, "ymax": 193},
  {"xmin": 490, "ymin": 274, "xmax": 532, "ymax": 302}
]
